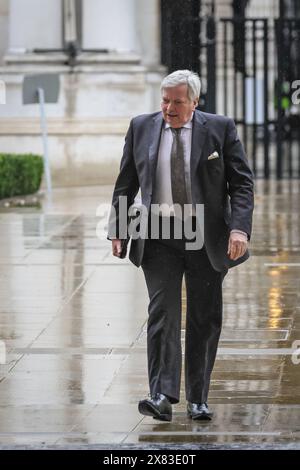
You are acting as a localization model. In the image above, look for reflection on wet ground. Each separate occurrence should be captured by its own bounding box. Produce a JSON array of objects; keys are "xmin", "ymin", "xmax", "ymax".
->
[{"xmin": 0, "ymin": 180, "xmax": 299, "ymax": 449}]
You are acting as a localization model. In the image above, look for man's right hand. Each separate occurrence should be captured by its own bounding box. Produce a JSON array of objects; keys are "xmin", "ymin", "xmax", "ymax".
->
[{"xmin": 112, "ymin": 239, "xmax": 122, "ymax": 257}]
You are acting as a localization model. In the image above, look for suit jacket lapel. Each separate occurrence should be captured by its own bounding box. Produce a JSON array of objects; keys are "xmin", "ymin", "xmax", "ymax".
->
[
  {"xmin": 148, "ymin": 112, "xmax": 164, "ymax": 194},
  {"xmin": 190, "ymin": 110, "xmax": 208, "ymax": 176}
]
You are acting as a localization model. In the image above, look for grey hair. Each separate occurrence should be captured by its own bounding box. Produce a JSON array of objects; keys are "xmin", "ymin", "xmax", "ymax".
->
[{"xmin": 160, "ymin": 69, "xmax": 201, "ymax": 101}]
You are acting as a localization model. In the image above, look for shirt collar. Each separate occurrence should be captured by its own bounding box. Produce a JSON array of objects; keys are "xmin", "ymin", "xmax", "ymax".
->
[{"xmin": 164, "ymin": 112, "xmax": 194, "ymax": 130}]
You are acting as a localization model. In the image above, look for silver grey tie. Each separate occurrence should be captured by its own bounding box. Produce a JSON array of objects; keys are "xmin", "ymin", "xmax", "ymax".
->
[{"xmin": 170, "ymin": 127, "xmax": 188, "ymax": 210}]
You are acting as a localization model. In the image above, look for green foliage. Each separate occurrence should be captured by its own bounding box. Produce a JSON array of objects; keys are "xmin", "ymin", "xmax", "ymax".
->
[{"xmin": 0, "ymin": 153, "xmax": 44, "ymax": 199}]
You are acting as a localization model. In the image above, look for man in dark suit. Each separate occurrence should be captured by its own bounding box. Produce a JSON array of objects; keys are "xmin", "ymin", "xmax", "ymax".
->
[{"xmin": 108, "ymin": 70, "xmax": 254, "ymax": 421}]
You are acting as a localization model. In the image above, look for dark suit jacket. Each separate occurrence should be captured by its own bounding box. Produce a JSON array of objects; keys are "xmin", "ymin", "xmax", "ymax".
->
[{"xmin": 108, "ymin": 109, "xmax": 254, "ymax": 272}]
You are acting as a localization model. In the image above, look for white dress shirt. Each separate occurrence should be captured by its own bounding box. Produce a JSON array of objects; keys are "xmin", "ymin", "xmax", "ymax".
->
[{"xmin": 152, "ymin": 113, "xmax": 194, "ymax": 217}]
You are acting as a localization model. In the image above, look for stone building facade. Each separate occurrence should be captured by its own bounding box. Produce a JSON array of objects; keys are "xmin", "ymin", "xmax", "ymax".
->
[{"xmin": 0, "ymin": 0, "xmax": 164, "ymax": 186}]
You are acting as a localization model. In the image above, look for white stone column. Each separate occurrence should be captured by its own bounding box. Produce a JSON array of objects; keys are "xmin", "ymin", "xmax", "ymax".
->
[
  {"xmin": 8, "ymin": 0, "xmax": 63, "ymax": 53},
  {"xmin": 82, "ymin": 0, "xmax": 139, "ymax": 53},
  {"xmin": 0, "ymin": 1, "xmax": 9, "ymax": 64},
  {"xmin": 136, "ymin": 0, "xmax": 161, "ymax": 66}
]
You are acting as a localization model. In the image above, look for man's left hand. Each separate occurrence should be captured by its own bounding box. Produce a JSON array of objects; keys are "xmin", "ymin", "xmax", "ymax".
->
[{"xmin": 227, "ymin": 232, "xmax": 248, "ymax": 260}]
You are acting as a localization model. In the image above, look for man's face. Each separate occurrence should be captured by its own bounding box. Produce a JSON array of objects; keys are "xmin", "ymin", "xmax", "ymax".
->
[{"xmin": 161, "ymin": 84, "xmax": 198, "ymax": 128}]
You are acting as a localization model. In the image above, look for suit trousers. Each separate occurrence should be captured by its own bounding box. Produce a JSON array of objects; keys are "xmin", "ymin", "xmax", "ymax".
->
[{"xmin": 141, "ymin": 215, "xmax": 227, "ymax": 404}]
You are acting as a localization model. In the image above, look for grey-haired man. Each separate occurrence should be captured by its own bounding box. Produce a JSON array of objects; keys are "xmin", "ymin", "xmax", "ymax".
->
[{"xmin": 108, "ymin": 70, "xmax": 254, "ymax": 421}]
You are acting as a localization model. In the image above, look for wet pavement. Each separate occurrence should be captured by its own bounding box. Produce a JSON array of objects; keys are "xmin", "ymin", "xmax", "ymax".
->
[{"xmin": 0, "ymin": 180, "xmax": 300, "ymax": 449}]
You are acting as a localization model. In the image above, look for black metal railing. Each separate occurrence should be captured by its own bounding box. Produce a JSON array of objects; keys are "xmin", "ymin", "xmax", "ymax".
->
[{"xmin": 161, "ymin": 2, "xmax": 300, "ymax": 179}]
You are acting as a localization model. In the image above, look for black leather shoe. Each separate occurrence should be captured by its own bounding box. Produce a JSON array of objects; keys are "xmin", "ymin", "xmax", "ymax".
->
[
  {"xmin": 187, "ymin": 402, "xmax": 213, "ymax": 420},
  {"xmin": 138, "ymin": 393, "xmax": 172, "ymax": 422}
]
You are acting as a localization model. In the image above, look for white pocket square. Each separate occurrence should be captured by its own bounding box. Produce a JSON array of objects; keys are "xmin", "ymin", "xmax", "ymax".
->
[{"xmin": 207, "ymin": 151, "xmax": 219, "ymax": 160}]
